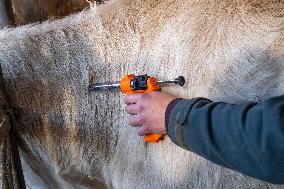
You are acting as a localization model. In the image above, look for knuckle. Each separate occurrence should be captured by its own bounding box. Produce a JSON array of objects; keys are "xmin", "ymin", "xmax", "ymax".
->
[
  {"xmin": 137, "ymin": 104, "xmax": 144, "ymax": 112},
  {"xmin": 140, "ymin": 93, "xmax": 148, "ymax": 100},
  {"xmin": 137, "ymin": 126, "xmax": 148, "ymax": 136},
  {"xmin": 139, "ymin": 115, "xmax": 145, "ymax": 124},
  {"xmin": 137, "ymin": 128, "xmax": 144, "ymax": 136},
  {"xmin": 129, "ymin": 119, "xmax": 136, "ymax": 126},
  {"xmin": 125, "ymin": 105, "xmax": 130, "ymax": 113},
  {"xmin": 129, "ymin": 115, "xmax": 143, "ymax": 126},
  {"xmin": 125, "ymin": 106, "xmax": 133, "ymax": 114},
  {"xmin": 124, "ymin": 95, "xmax": 130, "ymax": 104}
]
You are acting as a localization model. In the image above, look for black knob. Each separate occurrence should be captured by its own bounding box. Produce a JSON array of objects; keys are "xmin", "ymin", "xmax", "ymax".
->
[{"xmin": 175, "ymin": 76, "xmax": 185, "ymax": 86}]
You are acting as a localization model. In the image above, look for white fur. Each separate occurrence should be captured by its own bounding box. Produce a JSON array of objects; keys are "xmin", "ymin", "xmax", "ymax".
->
[{"xmin": 0, "ymin": 0, "xmax": 283, "ymax": 188}]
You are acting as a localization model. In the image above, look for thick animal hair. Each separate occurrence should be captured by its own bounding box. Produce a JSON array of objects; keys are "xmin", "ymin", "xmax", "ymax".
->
[{"xmin": 0, "ymin": 0, "xmax": 283, "ymax": 188}]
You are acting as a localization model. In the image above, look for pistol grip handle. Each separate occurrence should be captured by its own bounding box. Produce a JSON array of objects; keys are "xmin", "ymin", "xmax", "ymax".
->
[
  {"xmin": 121, "ymin": 74, "xmax": 164, "ymax": 143},
  {"xmin": 144, "ymin": 133, "xmax": 165, "ymax": 143},
  {"xmin": 143, "ymin": 78, "xmax": 163, "ymax": 143}
]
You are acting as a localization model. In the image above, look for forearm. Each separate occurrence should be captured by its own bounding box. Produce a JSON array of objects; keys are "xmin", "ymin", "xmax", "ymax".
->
[{"xmin": 167, "ymin": 96, "xmax": 284, "ymax": 184}]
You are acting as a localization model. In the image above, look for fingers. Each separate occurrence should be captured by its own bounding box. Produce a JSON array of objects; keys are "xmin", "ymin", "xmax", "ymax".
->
[
  {"xmin": 137, "ymin": 126, "xmax": 148, "ymax": 136},
  {"xmin": 125, "ymin": 104, "xmax": 143, "ymax": 115},
  {"xmin": 124, "ymin": 94, "xmax": 143, "ymax": 105},
  {"xmin": 129, "ymin": 115, "xmax": 150, "ymax": 136},
  {"xmin": 124, "ymin": 93, "xmax": 153, "ymax": 137},
  {"xmin": 129, "ymin": 115, "xmax": 144, "ymax": 127}
]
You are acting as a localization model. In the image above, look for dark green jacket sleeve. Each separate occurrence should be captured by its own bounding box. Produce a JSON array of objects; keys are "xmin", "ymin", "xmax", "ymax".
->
[{"xmin": 166, "ymin": 95, "xmax": 284, "ymax": 184}]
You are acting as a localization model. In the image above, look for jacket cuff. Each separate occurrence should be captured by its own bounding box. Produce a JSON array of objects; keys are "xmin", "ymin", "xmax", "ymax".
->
[
  {"xmin": 165, "ymin": 98, "xmax": 183, "ymax": 132},
  {"xmin": 167, "ymin": 98, "xmax": 207, "ymax": 150}
]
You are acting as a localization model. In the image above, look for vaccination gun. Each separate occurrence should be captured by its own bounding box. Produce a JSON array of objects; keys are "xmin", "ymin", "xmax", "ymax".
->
[{"xmin": 89, "ymin": 74, "xmax": 185, "ymax": 143}]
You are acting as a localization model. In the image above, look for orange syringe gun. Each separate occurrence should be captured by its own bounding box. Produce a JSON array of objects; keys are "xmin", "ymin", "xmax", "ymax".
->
[{"xmin": 89, "ymin": 74, "xmax": 185, "ymax": 143}]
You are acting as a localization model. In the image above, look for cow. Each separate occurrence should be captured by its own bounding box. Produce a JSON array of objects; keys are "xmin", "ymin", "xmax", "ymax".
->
[{"xmin": 0, "ymin": 0, "xmax": 283, "ymax": 188}]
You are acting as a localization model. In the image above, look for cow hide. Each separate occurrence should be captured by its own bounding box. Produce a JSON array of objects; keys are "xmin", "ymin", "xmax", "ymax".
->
[
  {"xmin": 0, "ymin": 65, "xmax": 23, "ymax": 188},
  {"xmin": 0, "ymin": 0, "xmax": 284, "ymax": 188}
]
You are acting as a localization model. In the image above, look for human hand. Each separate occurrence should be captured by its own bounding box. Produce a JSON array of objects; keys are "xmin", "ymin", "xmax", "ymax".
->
[{"xmin": 124, "ymin": 92, "xmax": 177, "ymax": 136}]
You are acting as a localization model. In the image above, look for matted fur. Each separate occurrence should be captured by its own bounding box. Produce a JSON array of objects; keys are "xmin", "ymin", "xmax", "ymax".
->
[
  {"xmin": 0, "ymin": 0, "xmax": 284, "ymax": 188},
  {"xmin": 0, "ymin": 66, "xmax": 22, "ymax": 188}
]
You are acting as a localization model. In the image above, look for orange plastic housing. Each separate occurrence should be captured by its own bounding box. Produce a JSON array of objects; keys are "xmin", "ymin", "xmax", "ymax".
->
[
  {"xmin": 120, "ymin": 74, "xmax": 160, "ymax": 94},
  {"xmin": 120, "ymin": 74, "xmax": 164, "ymax": 143},
  {"xmin": 144, "ymin": 133, "xmax": 165, "ymax": 143}
]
